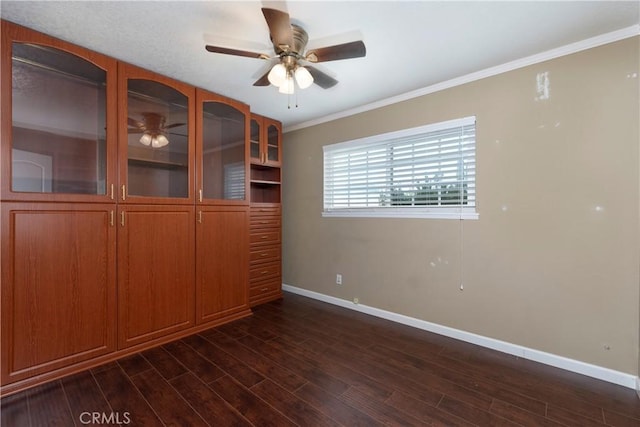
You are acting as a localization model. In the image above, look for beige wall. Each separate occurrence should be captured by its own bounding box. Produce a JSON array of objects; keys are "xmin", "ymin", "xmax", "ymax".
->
[{"xmin": 281, "ymin": 37, "xmax": 640, "ymax": 375}]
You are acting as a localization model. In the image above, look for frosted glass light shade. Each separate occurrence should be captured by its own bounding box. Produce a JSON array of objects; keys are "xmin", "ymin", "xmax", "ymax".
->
[
  {"xmin": 268, "ymin": 63, "xmax": 287, "ymax": 87},
  {"xmin": 153, "ymin": 134, "xmax": 169, "ymax": 148},
  {"xmin": 139, "ymin": 133, "xmax": 153, "ymax": 146},
  {"xmin": 294, "ymin": 66, "xmax": 313, "ymax": 89},
  {"xmin": 278, "ymin": 76, "xmax": 295, "ymax": 94}
]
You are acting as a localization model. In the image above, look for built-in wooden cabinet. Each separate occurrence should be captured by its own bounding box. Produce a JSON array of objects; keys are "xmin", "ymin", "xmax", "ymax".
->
[
  {"xmin": 0, "ymin": 203, "xmax": 117, "ymax": 385},
  {"xmin": 249, "ymin": 114, "xmax": 283, "ymax": 305},
  {"xmin": 0, "ymin": 20, "xmax": 279, "ymax": 396}
]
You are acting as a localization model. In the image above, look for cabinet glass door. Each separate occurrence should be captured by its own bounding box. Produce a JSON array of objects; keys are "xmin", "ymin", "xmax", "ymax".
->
[
  {"xmin": 126, "ymin": 79, "xmax": 189, "ymax": 199},
  {"xmin": 250, "ymin": 118, "xmax": 261, "ymax": 162},
  {"xmin": 266, "ymin": 123, "xmax": 280, "ymax": 164},
  {"xmin": 201, "ymin": 101, "xmax": 246, "ymax": 201},
  {"xmin": 11, "ymin": 43, "xmax": 108, "ymax": 196}
]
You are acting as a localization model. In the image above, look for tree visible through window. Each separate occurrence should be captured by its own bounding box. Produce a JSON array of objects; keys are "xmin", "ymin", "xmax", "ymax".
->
[{"xmin": 323, "ymin": 116, "xmax": 477, "ymax": 219}]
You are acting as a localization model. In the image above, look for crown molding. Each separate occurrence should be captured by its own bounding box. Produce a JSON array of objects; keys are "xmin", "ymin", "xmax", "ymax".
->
[{"xmin": 284, "ymin": 24, "xmax": 640, "ymax": 134}]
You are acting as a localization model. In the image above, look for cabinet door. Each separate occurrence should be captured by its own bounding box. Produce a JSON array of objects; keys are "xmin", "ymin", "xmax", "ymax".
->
[
  {"xmin": 117, "ymin": 205, "xmax": 195, "ymax": 348},
  {"xmin": 196, "ymin": 206, "xmax": 250, "ymax": 324},
  {"xmin": 196, "ymin": 90, "xmax": 249, "ymax": 204},
  {"xmin": 1, "ymin": 21, "xmax": 117, "ymax": 203},
  {"xmin": 118, "ymin": 63, "xmax": 195, "ymax": 205},
  {"xmin": 264, "ymin": 119, "xmax": 282, "ymax": 167},
  {"xmin": 248, "ymin": 115, "xmax": 281, "ymax": 167},
  {"xmin": 1, "ymin": 203, "xmax": 116, "ymax": 385}
]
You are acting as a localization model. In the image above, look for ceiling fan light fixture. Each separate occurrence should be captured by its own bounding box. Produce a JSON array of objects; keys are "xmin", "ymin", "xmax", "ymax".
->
[
  {"xmin": 268, "ymin": 63, "xmax": 287, "ymax": 87},
  {"xmin": 294, "ymin": 66, "xmax": 313, "ymax": 89}
]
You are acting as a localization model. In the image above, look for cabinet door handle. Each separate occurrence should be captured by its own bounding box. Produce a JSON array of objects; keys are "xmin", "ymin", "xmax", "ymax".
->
[
  {"xmin": 198, "ymin": 211, "xmax": 202, "ymax": 224},
  {"xmin": 199, "ymin": 189, "xmax": 203, "ymax": 202},
  {"xmin": 120, "ymin": 211, "xmax": 125, "ymax": 227},
  {"xmin": 109, "ymin": 210, "xmax": 114, "ymax": 227},
  {"xmin": 110, "ymin": 184, "xmax": 114, "ymax": 200},
  {"xmin": 121, "ymin": 185, "xmax": 126, "ymax": 201}
]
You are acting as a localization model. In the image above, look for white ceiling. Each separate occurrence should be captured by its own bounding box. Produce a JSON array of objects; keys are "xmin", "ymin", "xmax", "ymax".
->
[{"xmin": 1, "ymin": 1, "xmax": 638, "ymax": 130}]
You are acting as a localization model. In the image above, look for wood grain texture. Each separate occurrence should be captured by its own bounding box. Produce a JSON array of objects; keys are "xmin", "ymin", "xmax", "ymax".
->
[
  {"xmin": 2, "ymin": 292, "xmax": 639, "ymax": 426},
  {"xmin": 197, "ymin": 206, "xmax": 250, "ymax": 323},
  {"xmin": 117, "ymin": 205, "xmax": 195, "ymax": 348},
  {"xmin": 1, "ymin": 203, "xmax": 116, "ymax": 384}
]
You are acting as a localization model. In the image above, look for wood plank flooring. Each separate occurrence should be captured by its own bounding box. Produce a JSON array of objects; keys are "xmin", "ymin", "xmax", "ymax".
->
[{"xmin": 2, "ymin": 291, "xmax": 639, "ymax": 426}]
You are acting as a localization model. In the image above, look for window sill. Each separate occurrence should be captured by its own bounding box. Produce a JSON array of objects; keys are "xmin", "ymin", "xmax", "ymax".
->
[{"xmin": 322, "ymin": 208, "xmax": 479, "ymax": 220}]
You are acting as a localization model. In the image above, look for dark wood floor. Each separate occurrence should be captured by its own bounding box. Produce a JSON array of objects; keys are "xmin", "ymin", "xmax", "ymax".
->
[{"xmin": 2, "ymin": 292, "xmax": 639, "ymax": 426}]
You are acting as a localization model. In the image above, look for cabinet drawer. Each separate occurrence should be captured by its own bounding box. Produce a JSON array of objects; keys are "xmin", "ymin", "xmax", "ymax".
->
[
  {"xmin": 250, "ymin": 262, "xmax": 281, "ymax": 281},
  {"xmin": 250, "ymin": 216, "xmax": 281, "ymax": 229},
  {"xmin": 250, "ymin": 230, "xmax": 280, "ymax": 244},
  {"xmin": 249, "ymin": 280, "xmax": 281, "ymax": 297},
  {"xmin": 250, "ymin": 246, "xmax": 281, "ymax": 263},
  {"xmin": 251, "ymin": 206, "xmax": 280, "ymax": 217}
]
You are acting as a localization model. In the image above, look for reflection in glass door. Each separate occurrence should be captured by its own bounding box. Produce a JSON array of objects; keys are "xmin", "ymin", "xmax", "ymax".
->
[
  {"xmin": 11, "ymin": 43, "xmax": 107, "ymax": 195},
  {"xmin": 126, "ymin": 79, "xmax": 189, "ymax": 199}
]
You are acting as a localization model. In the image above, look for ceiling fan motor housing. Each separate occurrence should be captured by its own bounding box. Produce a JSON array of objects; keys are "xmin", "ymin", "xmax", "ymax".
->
[{"xmin": 274, "ymin": 24, "xmax": 309, "ymax": 57}]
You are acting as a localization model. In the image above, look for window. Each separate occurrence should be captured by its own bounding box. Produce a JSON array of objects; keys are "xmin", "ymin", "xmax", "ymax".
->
[{"xmin": 323, "ymin": 116, "xmax": 477, "ymax": 219}]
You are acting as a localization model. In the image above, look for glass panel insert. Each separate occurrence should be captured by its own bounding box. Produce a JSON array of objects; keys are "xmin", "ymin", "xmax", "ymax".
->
[
  {"xmin": 11, "ymin": 43, "xmax": 107, "ymax": 194},
  {"xmin": 250, "ymin": 118, "xmax": 260, "ymax": 160},
  {"xmin": 266, "ymin": 123, "xmax": 279, "ymax": 163},
  {"xmin": 201, "ymin": 102, "xmax": 246, "ymax": 200},
  {"xmin": 127, "ymin": 79, "xmax": 189, "ymax": 198}
]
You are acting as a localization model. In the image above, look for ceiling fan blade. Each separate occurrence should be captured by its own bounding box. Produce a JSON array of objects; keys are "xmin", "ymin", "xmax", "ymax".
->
[
  {"xmin": 127, "ymin": 117, "xmax": 143, "ymax": 128},
  {"xmin": 164, "ymin": 123, "xmax": 186, "ymax": 129},
  {"xmin": 262, "ymin": 8, "xmax": 294, "ymax": 51},
  {"xmin": 253, "ymin": 69, "xmax": 271, "ymax": 86},
  {"xmin": 306, "ymin": 40, "xmax": 366, "ymax": 62},
  {"xmin": 205, "ymin": 45, "xmax": 265, "ymax": 59},
  {"xmin": 305, "ymin": 65, "xmax": 338, "ymax": 89}
]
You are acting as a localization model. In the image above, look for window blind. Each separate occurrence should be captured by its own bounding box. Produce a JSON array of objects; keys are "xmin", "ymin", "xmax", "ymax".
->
[{"xmin": 323, "ymin": 116, "xmax": 476, "ymax": 218}]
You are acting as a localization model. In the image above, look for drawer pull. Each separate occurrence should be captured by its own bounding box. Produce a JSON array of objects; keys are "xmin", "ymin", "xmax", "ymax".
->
[
  {"xmin": 260, "ymin": 252, "xmax": 269, "ymax": 257},
  {"xmin": 261, "ymin": 287, "xmax": 269, "ymax": 291},
  {"xmin": 261, "ymin": 235, "xmax": 269, "ymax": 239},
  {"xmin": 260, "ymin": 221, "xmax": 268, "ymax": 224},
  {"xmin": 261, "ymin": 270, "xmax": 269, "ymax": 274}
]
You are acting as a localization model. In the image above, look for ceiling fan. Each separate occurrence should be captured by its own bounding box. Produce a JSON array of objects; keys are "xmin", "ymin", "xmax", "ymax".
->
[
  {"xmin": 128, "ymin": 113, "xmax": 185, "ymax": 148},
  {"xmin": 205, "ymin": 8, "xmax": 366, "ymax": 93}
]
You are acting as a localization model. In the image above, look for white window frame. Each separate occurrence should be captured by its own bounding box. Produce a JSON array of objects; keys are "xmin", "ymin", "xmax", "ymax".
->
[{"xmin": 323, "ymin": 116, "xmax": 478, "ymax": 220}]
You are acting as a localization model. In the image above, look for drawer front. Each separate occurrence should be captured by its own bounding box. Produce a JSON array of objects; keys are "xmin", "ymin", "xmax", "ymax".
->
[
  {"xmin": 250, "ymin": 230, "xmax": 280, "ymax": 245},
  {"xmin": 250, "ymin": 246, "xmax": 281, "ymax": 263},
  {"xmin": 249, "ymin": 280, "xmax": 281, "ymax": 297},
  {"xmin": 250, "ymin": 216, "xmax": 281, "ymax": 230},
  {"xmin": 250, "ymin": 262, "xmax": 281, "ymax": 282},
  {"xmin": 250, "ymin": 207, "xmax": 281, "ymax": 217}
]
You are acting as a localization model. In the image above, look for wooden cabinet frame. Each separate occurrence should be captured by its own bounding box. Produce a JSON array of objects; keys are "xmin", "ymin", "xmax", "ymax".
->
[
  {"xmin": 0, "ymin": 20, "xmax": 279, "ymax": 396},
  {"xmin": 0, "ymin": 20, "xmax": 118, "ymax": 204}
]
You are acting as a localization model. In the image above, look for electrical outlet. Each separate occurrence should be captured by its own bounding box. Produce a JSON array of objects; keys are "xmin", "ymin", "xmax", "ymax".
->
[{"xmin": 336, "ymin": 274, "xmax": 342, "ymax": 285}]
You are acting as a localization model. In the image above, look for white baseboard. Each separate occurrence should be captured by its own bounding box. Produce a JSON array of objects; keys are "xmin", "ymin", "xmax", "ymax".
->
[{"xmin": 282, "ymin": 284, "xmax": 638, "ymax": 390}]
